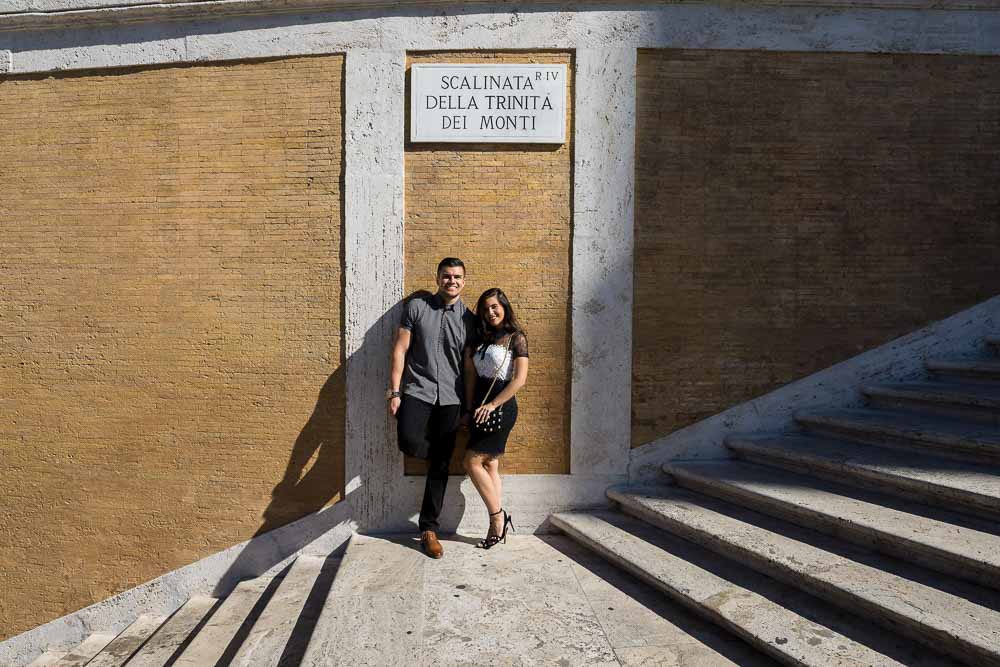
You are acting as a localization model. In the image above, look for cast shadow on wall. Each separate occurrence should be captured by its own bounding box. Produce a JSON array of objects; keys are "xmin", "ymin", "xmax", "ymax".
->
[
  {"xmin": 213, "ymin": 289, "xmax": 471, "ymax": 595},
  {"xmin": 210, "ymin": 361, "xmax": 348, "ymax": 598},
  {"xmin": 261, "ymin": 365, "xmax": 347, "ymax": 536}
]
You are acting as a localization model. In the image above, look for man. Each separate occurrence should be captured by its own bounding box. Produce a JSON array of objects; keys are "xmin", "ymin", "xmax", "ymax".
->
[{"xmin": 388, "ymin": 257, "xmax": 476, "ymax": 558}]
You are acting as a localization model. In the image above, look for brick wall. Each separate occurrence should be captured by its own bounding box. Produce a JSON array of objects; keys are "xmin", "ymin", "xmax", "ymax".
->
[
  {"xmin": 633, "ymin": 49, "xmax": 1000, "ymax": 447},
  {"xmin": 0, "ymin": 55, "xmax": 345, "ymax": 639},
  {"xmin": 404, "ymin": 51, "xmax": 573, "ymax": 475}
]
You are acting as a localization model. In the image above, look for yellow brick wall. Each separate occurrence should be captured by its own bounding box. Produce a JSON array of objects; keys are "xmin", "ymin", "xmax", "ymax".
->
[
  {"xmin": 404, "ymin": 51, "xmax": 573, "ymax": 475},
  {"xmin": 633, "ymin": 49, "xmax": 1000, "ymax": 447},
  {"xmin": 0, "ymin": 55, "xmax": 345, "ymax": 640}
]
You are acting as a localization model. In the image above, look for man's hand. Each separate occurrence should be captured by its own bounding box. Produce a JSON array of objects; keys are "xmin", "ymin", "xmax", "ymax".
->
[
  {"xmin": 389, "ymin": 396, "xmax": 401, "ymax": 417},
  {"xmin": 458, "ymin": 412, "xmax": 471, "ymax": 431}
]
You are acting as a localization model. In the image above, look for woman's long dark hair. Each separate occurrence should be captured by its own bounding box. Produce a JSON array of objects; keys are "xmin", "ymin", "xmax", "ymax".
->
[{"xmin": 475, "ymin": 288, "xmax": 526, "ymax": 346}]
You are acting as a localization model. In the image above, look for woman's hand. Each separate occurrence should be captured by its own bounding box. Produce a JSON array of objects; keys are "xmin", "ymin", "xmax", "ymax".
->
[{"xmin": 474, "ymin": 402, "xmax": 497, "ymax": 425}]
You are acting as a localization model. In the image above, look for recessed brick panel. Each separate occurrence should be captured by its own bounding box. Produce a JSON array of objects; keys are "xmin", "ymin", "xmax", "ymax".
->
[
  {"xmin": 0, "ymin": 55, "xmax": 345, "ymax": 639},
  {"xmin": 404, "ymin": 51, "xmax": 573, "ymax": 476},
  {"xmin": 633, "ymin": 49, "xmax": 1000, "ymax": 447}
]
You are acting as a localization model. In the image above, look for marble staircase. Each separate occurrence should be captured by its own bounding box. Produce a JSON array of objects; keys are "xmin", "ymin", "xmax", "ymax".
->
[
  {"xmin": 24, "ymin": 533, "xmax": 786, "ymax": 666},
  {"xmin": 554, "ymin": 336, "xmax": 1000, "ymax": 666},
  {"xmin": 25, "ymin": 556, "xmax": 339, "ymax": 667}
]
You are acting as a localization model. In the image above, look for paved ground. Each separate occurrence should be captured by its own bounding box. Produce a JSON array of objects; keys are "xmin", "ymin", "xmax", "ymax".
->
[{"xmin": 316, "ymin": 533, "xmax": 775, "ymax": 666}]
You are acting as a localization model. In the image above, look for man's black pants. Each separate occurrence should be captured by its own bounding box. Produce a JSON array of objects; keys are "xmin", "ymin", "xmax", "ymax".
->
[{"xmin": 396, "ymin": 395, "xmax": 460, "ymax": 533}]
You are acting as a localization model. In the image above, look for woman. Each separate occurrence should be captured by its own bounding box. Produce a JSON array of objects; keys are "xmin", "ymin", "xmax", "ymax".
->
[{"xmin": 463, "ymin": 287, "xmax": 529, "ymax": 549}]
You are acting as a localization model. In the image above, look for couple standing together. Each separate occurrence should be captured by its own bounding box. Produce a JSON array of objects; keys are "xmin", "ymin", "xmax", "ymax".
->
[{"xmin": 388, "ymin": 258, "xmax": 530, "ymax": 559}]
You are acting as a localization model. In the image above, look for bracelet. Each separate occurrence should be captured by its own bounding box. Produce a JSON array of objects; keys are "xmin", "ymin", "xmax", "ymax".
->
[{"xmin": 386, "ymin": 390, "xmax": 401, "ymax": 400}]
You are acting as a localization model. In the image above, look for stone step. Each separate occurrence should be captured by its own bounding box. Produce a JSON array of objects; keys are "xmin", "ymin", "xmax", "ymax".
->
[
  {"xmin": 863, "ymin": 381, "xmax": 1000, "ymax": 424},
  {"xmin": 172, "ymin": 576, "xmax": 279, "ymax": 667},
  {"xmin": 228, "ymin": 555, "xmax": 328, "ymax": 667},
  {"xmin": 50, "ymin": 633, "xmax": 115, "ymax": 666},
  {"xmin": 796, "ymin": 408, "xmax": 1000, "ymax": 463},
  {"xmin": 87, "ymin": 614, "xmax": 167, "ymax": 667},
  {"xmin": 665, "ymin": 460, "xmax": 1000, "ymax": 590},
  {"xmin": 557, "ymin": 536, "xmax": 781, "ymax": 667},
  {"xmin": 609, "ymin": 485, "xmax": 1000, "ymax": 667},
  {"xmin": 123, "ymin": 596, "xmax": 217, "ymax": 667},
  {"xmin": 551, "ymin": 510, "xmax": 958, "ymax": 667},
  {"xmin": 927, "ymin": 358, "xmax": 1000, "ymax": 382},
  {"xmin": 727, "ymin": 433, "xmax": 1000, "ymax": 520},
  {"xmin": 26, "ymin": 651, "xmax": 68, "ymax": 667}
]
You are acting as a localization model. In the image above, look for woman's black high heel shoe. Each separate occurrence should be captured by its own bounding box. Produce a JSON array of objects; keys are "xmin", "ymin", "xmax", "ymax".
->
[
  {"xmin": 476, "ymin": 509, "xmax": 503, "ymax": 549},
  {"xmin": 477, "ymin": 509, "xmax": 514, "ymax": 550}
]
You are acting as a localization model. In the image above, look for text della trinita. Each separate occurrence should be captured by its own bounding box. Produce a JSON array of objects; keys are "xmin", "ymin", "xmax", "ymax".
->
[{"xmin": 425, "ymin": 95, "xmax": 554, "ymax": 112}]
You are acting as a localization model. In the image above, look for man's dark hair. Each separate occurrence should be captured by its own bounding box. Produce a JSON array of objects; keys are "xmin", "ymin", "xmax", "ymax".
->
[{"xmin": 437, "ymin": 257, "xmax": 465, "ymax": 275}]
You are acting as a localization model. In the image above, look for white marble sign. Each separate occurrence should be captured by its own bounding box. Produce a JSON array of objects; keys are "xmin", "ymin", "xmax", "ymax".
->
[{"xmin": 410, "ymin": 64, "xmax": 567, "ymax": 143}]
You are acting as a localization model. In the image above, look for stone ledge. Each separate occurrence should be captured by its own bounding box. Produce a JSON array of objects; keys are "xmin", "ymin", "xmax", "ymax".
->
[{"xmin": 3, "ymin": 0, "xmax": 1000, "ymax": 34}]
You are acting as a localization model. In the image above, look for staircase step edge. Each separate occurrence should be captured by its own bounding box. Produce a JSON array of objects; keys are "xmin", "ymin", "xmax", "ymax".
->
[
  {"xmin": 725, "ymin": 434, "xmax": 1000, "ymax": 520},
  {"xmin": 927, "ymin": 359, "xmax": 1000, "ymax": 377},
  {"xmin": 794, "ymin": 411, "xmax": 1000, "ymax": 462},
  {"xmin": 662, "ymin": 460, "xmax": 1000, "ymax": 590}
]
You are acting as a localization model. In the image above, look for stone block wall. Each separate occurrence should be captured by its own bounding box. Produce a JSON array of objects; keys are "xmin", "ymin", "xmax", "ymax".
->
[
  {"xmin": 404, "ymin": 51, "xmax": 573, "ymax": 475},
  {"xmin": 0, "ymin": 55, "xmax": 345, "ymax": 640},
  {"xmin": 632, "ymin": 49, "xmax": 1000, "ymax": 447}
]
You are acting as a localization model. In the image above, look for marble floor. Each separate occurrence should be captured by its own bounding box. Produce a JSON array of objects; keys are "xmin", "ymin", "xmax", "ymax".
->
[{"xmin": 304, "ymin": 533, "xmax": 778, "ymax": 666}]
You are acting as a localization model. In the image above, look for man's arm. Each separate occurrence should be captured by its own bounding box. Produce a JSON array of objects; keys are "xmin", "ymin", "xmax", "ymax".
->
[
  {"xmin": 460, "ymin": 345, "xmax": 477, "ymax": 429},
  {"xmin": 463, "ymin": 346, "xmax": 477, "ymax": 410},
  {"xmin": 388, "ymin": 326, "xmax": 411, "ymax": 416}
]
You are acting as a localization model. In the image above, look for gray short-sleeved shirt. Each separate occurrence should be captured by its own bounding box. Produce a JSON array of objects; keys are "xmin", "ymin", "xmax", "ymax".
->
[{"xmin": 401, "ymin": 293, "xmax": 477, "ymax": 406}]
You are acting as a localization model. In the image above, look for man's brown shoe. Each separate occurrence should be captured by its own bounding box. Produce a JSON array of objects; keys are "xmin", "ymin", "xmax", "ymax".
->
[{"xmin": 420, "ymin": 530, "xmax": 444, "ymax": 559}]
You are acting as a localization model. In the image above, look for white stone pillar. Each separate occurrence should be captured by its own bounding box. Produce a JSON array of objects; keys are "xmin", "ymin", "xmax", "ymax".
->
[
  {"xmin": 571, "ymin": 48, "xmax": 637, "ymax": 477},
  {"xmin": 343, "ymin": 49, "xmax": 406, "ymax": 529}
]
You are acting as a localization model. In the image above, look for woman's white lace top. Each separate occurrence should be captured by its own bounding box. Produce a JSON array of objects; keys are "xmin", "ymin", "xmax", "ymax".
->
[{"xmin": 471, "ymin": 334, "xmax": 528, "ymax": 381}]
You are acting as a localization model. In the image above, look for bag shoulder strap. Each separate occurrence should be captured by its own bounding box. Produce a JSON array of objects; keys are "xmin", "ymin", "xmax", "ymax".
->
[{"xmin": 478, "ymin": 334, "xmax": 513, "ymax": 408}]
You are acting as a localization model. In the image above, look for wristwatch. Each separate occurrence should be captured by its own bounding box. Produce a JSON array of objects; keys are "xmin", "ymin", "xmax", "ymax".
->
[{"xmin": 386, "ymin": 390, "xmax": 402, "ymax": 400}]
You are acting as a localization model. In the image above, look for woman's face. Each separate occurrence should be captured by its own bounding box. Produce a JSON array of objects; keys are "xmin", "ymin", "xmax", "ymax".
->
[{"xmin": 482, "ymin": 296, "xmax": 505, "ymax": 329}]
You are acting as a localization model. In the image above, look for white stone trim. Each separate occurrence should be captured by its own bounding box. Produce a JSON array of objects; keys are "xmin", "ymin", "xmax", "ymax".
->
[
  {"xmin": 384, "ymin": 474, "xmax": 625, "ymax": 534},
  {"xmin": 2, "ymin": 0, "xmax": 999, "ymax": 33},
  {"xmin": 629, "ymin": 296, "xmax": 1000, "ymax": 482},
  {"xmin": 571, "ymin": 47, "xmax": 636, "ymax": 477},
  {"xmin": 343, "ymin": 48, "xmax": 406, "ymax": 530},
  {"xmin": 2, "ymin": 6, "xmax": 999, "ymax": 75}
]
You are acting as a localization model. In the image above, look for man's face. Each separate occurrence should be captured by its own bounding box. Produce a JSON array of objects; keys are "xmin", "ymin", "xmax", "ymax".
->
[{"xmin": 436, "ymin": 266, "xmax": 465, "ymax": 299}]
